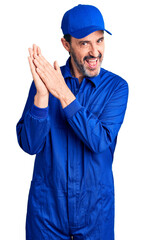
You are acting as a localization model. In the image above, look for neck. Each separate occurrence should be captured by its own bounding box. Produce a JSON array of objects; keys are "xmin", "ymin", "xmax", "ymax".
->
[{"xmin": 70, "ymin": 59, "xmax": 83, "ymax": 84}]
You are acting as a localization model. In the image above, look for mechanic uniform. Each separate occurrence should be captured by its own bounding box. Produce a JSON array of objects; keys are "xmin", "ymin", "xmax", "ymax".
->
[{"xmin": 16, "ymin": 56, "xmax": 128, "ymax": 240}]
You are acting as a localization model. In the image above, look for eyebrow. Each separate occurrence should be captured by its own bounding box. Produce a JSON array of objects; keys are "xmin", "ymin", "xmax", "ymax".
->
[
  {"xmin": 98, "ymin": 36, "xmax": 104, "ymax": 41},
  {"xmin": 78, "ymin": 40, "xmax": 90, "ymax": 44},
  {"xmin": 78, "ymin": 36, "xmax": 104, "ymax": 44}
]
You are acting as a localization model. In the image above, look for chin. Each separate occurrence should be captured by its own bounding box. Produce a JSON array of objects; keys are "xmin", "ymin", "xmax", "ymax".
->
[{"xmin": 85, "ymin": 67, "xmax": 100, "ymax": 78}]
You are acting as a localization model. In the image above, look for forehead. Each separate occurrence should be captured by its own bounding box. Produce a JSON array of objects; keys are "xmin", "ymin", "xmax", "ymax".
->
[{"xmin": 72, "ymin": 30, "xmax": 104, "ymax": 43}]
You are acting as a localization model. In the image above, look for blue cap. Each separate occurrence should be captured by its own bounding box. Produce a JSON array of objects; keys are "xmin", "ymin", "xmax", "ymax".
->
[{"xmin": 61, "ymin": 4, "xmax": 112, "ymax": 39}]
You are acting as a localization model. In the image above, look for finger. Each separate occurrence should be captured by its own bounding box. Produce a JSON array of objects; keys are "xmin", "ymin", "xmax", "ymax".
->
[
  {"xmin": 54, "ymin": 60, "xmax": 61, "ymax": 73},
  {"xmin": 37, "ymin": 46, "xmax": 41, "ymax": 55},
  {"xmin": 33, "ymin": 44, "xmax": 37, "ymax": 58},
  {"xmin": 28, "ymin": 57, "xmax": 47, "ymax": 91},
  {"xmin": 28, "ymin": 56, "xmax": 41, "ymax": 80},
  {"xmin": 28, "ymin": 48, "xmax": 33, "ymax": 59},
  {"xmin": 31, "ymin": 46, "xmax": 42, "ymax": 68},
  {"xmin": 53, "ymin": 61, "xmax": 57, "ymax": 70},
  {"xmin": 36, "ymin": 67, "xmax": 48, "ymax": 83},
  {"xmin": 28, "ymin": 56, "xmax": 35, "ymax": 79},
  {"xmin": 28, "ymin": 56, "xmax": 36, "ymax": 76},
  {"xmin": 39, "ymin": 54, "xmax": 54, "ymax": 70},
  {"xmin": 33, "ymin": 45, "xmax": 41, "ymax": 59},
  {"xmin": 33, "ymin": 58, "xmax": 46, "ymax": 73},
  {"xmin": 34, "ymin": 54, "xmax": 53, "ymax": 73}
]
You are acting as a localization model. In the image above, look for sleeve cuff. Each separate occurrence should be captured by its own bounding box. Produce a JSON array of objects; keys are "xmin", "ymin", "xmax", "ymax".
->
[
  {"xmin": 31, "ymin": 104, "xmax": 49, "ymax": 119},
  {"xmin": 63, "ymin": 99, "xmax": 82, "ymax": 119}
]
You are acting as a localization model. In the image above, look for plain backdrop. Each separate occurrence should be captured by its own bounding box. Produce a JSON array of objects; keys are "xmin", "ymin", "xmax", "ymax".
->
[{"xmin": 0, "ymin": 0, "xmax": 145, "ymax": 239}]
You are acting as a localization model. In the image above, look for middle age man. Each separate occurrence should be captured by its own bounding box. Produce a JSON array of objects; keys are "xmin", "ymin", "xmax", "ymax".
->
[{"xmin": 16, "ymin": 4, "xmax": 128, "ymax": 240}]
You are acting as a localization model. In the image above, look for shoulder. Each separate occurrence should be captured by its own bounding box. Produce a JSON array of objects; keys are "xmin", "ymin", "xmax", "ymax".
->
[
  {"xmin": 100, "ymin": 68, "xmax": 129, "ymax": 103},
  {"xmin": 100, "ymin": 68, "xmax": 128, "ymax": 89}
]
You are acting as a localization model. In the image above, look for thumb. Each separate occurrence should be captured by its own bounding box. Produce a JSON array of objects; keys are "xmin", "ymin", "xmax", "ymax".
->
[{"xmin": 54, "ymin": 60, "xmax": 61, "ymax": 73}]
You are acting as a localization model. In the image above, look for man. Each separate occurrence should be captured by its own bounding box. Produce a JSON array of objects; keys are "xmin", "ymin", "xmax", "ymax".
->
[{"xmin": 16, "ymin": 4, "xmax": 128, "ymax": 240}]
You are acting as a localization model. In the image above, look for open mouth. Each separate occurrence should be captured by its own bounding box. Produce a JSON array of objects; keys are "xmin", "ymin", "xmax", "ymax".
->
[{"xmin": 85, "ymin": 58, "xmax": 98, "ymax": 69}]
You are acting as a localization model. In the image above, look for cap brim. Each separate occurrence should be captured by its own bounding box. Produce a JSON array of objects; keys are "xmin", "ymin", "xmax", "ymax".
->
[
  {"xmin": 70, "ymin": 26, "xmax": 112, "ymax": 39},
  {"xmin": 104, "ymin": 29, "xmax": 112, "ymax": 35}
]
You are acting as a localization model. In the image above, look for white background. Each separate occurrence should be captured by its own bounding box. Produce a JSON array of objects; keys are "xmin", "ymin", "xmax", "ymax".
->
[{"xmin": 0, "ymin": 0, "xmax": 145, "ymax": 239}]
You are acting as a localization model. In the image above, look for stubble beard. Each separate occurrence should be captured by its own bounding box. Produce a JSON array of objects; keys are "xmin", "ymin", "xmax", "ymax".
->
[{"xmin": 70, "ymin": 46, "xmax": 103, "ymax": 78}]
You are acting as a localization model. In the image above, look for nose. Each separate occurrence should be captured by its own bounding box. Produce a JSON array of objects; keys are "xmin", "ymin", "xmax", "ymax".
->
[{"xmin": 89, "ymin": 44, "xmax": 99, "ymax": 58}]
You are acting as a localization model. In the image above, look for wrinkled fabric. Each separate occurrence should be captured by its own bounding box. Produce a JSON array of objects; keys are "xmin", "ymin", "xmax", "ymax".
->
[{"xmin": 16, "ymin": 57, "xmax": 128, "ymax": 240}]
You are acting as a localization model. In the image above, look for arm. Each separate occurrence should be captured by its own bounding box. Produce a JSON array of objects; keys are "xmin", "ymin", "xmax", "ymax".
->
[
  {"xmin": 16, "ymin": 81, "xmax": 51, "ymax": 155},
  {"xmin": 16, "ymin": 45, "xmax": 50, "ymax": 155},
  {"xmin": 63, "ymin": 81, "xmax": 129, "ymax": 153}
]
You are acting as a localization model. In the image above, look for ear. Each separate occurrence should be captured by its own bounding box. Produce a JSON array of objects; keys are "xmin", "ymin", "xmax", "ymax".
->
[{"xmin": 61, "ymin": 38, "xmax": 71, "ymax": 53}]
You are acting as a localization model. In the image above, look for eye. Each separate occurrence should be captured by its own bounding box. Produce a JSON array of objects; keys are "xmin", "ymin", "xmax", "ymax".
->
[
  {"xmin": 97, "ymin": 37, "xmax": 104, "ymax": 43},
  {"xmin": 81, "ymin": 42, "xmax": 88, "ymax": 46}
]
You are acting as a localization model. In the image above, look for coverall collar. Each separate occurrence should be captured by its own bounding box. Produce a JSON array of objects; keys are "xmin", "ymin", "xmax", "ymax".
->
[{"xmin": 63, "ymin": 57, "xmax": 101, "ymax": 88}]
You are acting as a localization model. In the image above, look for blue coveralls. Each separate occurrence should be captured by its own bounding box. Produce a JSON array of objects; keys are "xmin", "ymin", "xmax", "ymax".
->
[{"xmin": 16, "ymin": 57, "xmax": 128, "ymax": 240}]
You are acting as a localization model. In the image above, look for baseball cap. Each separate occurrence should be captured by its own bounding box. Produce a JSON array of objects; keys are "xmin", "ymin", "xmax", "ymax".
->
[{"xmin": 61, "ymin": 4, "xmax": 112, "ymax": 39}]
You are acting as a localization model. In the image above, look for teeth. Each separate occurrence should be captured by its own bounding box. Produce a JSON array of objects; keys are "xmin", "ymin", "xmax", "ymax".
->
[{"xmin": 87, "ymin": 59, "xmax": 97, "ymax": 62}]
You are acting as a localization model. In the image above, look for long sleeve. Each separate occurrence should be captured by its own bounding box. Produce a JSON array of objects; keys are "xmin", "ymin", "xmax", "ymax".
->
[
  {"xmin": 63, "ymin": 81, "xmax": 129, "ymax": 153},
  {"xmin": 16, "ymin": 81, "xmax": 50, "ymax": 155}
]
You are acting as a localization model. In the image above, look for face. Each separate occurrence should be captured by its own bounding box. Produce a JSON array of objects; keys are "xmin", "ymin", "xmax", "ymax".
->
[{"xmin": 63, "ymin": 31, "xmax": 105, "ymax": 79}]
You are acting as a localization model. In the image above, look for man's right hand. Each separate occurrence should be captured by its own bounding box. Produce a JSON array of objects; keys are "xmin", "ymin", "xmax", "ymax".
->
[{"xmin": 28, "ymin": 44, "xmax": 49, "ymax": 108}]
